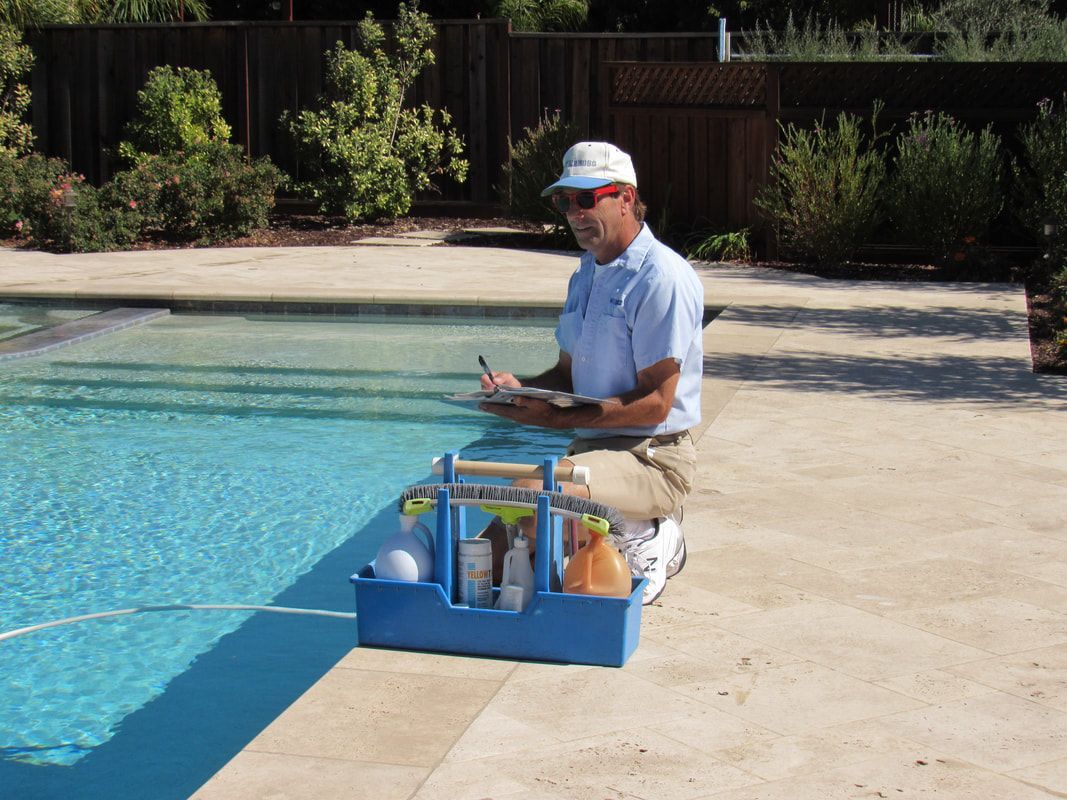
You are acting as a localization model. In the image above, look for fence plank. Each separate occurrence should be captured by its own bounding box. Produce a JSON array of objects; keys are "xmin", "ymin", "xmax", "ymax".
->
[{"xmin": 468, "ymin": 23, "xmax": 489, "ymax": 201}]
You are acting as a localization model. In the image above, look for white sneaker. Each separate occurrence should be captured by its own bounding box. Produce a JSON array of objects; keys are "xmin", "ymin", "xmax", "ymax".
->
[
  {"xmin": 620, "ymin": 517, "xmax": 686, "ymax": 605},
  {"xmin": 663, "ymin": 516, "xmax": 687, "ymax": 578}
]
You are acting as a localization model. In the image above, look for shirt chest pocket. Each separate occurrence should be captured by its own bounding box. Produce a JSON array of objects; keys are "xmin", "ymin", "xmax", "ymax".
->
[
  {"xmin": 556, "ymin": 309, "xmax": 584, "ymax": 354},
  {"xmin": 595, "ymin": 306, "xmax": 633, "ymax": 363}
]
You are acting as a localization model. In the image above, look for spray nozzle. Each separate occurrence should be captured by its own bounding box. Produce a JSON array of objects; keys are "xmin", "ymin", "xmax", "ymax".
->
[{"xmin": 579, "ymin": 513, "xmax": 610, "ymax": 537}]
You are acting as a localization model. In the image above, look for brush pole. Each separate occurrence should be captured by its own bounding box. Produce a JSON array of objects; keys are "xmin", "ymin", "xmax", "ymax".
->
[
  {"xmin": 430, "ymin": 458, "xmax": 590, "ymax": 486},
  {"xmin": 534, "ymin": 494, "xmax": 551, "ymax": 593},
  {"xmin": 436, "ymin": 487, "xmax": 453, "ymax": 603}
]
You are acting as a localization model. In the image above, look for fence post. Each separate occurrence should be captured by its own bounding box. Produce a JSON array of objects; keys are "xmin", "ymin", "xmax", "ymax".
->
[
  {"xmin": 242, "ymin": 25, "xmax": 251, "ymax": 156},
  {"xmin": 763, "ymin": 64, "xmax": 780, "ymax": 261}
]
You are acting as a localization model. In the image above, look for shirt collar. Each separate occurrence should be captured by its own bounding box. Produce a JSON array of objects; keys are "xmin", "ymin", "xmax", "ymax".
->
[{"xmin": 592, "ymin": 223, "xmax": 654, "ymax": 271}]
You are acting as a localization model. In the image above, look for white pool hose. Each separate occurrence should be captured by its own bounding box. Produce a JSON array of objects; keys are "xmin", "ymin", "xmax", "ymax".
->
[{"xmin": 0, "ymin": 604, "xmax": 357, "ymax": 644}]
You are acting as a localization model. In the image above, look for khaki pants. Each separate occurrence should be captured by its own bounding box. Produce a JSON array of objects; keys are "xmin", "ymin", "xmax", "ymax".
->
[{"xmin": 566, "ymin": 431, "xmax": 696, "ymax": 519}]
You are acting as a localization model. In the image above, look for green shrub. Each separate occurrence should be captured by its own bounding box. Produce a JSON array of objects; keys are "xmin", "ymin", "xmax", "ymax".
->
[
  {"xmin": 937, "ymin": 18, "xmax": 1067, "ymax": 61},
  {"xmin": 1051, "ymin": 264, "xmax": 1067, "ymax": 301},
  {"xmin": 15, "ymin": 168, "xmax": 141, "ymax": 253},
  {"xmin": 494, "ymin": 0, "xmax": 589, "ymax": 32},
  {"xmin": 113, "ymin": 65, "xmax": 281, "ymax": 243},
  {"xmin": 739, "ymin": 12, "xmax": 916, "ymax": 61},
  {"xmin": 107, "ymin": 144, "xmax": 280, "ymax": 243},
  {"xmin": 1, "ymin": 150, "xmax": 34, "ymax": 233},
  {"xmin": 118, "ymin": 65, "xmax": 231, "ymax": 161},
  {"xmin": 284, "ymin": 2, "xmax": 468, "ymax": 222},
  {"xmin": 932, "ymin": 0, "xmax": 1067, "ymax": 61},
  {"xmin": 498, "ymin": 109, "xmax": 580, "ymax": 227},
  {"xmin": 886, "ymin": 111, "xmax": 1003, "ymax": 260},
  {"xmin": 0, "ymin": 152, "xmax": 71, "ymax": 236},
  {"xmin": 1014, "ymin": 96, "xmax": 1067, "ymax": 247},
  {"xmin": 2, "ymin": 0, "xmax": 208, "ymax": 26},
  {"xmin": 1, "ymin": 24, "xmax": 33, "ymax": 156},
  {"xmin": 1052, "ymin": 265, "xmax": 1067, "ymax": 355},
  {"xmin": 755, "ymin": 107, "xmax": 886, "ymax": 264}
]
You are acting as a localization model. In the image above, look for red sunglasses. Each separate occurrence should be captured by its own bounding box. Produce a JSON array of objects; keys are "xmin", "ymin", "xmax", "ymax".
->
[{"xmin": 550, "ymin": 185, "xmax": 619, "ymax": 214}]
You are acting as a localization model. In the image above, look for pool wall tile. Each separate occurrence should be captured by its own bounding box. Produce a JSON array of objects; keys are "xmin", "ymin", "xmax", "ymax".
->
[{"xmin": 0, "ymin": 295, "xmax": 563, "ymax": 320}]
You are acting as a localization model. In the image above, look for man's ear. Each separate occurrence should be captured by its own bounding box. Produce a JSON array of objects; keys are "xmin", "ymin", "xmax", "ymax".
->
[{"xmin": 619, "ymin": 184, "xmax": 637, "ymax": 214}]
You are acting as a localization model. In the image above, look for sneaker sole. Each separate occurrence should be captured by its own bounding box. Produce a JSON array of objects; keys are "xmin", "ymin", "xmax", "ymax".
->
[
  {"xmin": 666, "ymin": 537, "xmax": 687, "ymax": 578},
  {"xmin": 642, "ymin": 582, "xmax": 665, "ymax": 605}
]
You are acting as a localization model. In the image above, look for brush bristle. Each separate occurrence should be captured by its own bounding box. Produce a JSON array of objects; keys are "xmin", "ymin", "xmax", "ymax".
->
[{"xmin": 398, "ymin": 483, "xmax": 627, "ymax": 539}]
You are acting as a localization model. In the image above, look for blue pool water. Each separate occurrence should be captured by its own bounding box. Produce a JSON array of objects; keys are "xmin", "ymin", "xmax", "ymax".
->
[{"xmin": 0, "ymin": 309, "xmax": 571, "ymax": 798}]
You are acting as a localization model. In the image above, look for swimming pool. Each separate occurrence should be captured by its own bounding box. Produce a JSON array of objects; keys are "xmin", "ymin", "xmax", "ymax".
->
[{"xmin": 0, "ymin": 309, "xmax": 571, "ymax": 798}]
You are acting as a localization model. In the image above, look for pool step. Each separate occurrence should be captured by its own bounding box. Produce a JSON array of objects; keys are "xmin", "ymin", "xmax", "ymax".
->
[{"xmin": 0, "ymin": 307, "xmax": 169, "ymax": 362}]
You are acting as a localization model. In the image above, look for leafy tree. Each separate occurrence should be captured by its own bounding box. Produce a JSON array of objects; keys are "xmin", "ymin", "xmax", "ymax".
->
[{"xmin": 284, "ymin": 1, "xmax": 468, "ymax": 221}]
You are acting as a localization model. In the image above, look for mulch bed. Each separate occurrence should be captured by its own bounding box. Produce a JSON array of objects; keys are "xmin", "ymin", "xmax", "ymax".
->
[{"xmin": 3, "ymin": 210, "xmax": 1064, "ymax": 375}]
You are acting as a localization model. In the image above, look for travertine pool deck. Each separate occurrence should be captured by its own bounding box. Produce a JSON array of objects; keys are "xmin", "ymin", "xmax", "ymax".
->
[{"xmin": 3, "ymin": 244, "xmax": 1067, "ymax": 799}]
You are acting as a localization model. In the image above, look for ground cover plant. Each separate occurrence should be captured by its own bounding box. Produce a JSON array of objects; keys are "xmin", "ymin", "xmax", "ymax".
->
[{"xmin": 284, "ymin": 1, "xmax": 468, "ymax": 221}]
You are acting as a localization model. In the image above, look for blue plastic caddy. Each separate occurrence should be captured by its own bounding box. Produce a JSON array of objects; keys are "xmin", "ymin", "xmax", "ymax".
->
[{"xmin": 350, "ymin": 453, "xmax": 646, "ymax": 667}]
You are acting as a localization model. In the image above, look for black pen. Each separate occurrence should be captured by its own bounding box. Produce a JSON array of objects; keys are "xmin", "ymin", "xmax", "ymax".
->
[{"xmin": 478, "ymin": 355, "xmax": 499, "ymax": 391}]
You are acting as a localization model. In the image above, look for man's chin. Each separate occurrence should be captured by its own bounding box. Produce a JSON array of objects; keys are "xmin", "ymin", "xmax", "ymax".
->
[{"xmin": 572, "ymin": 231, "xmax": 598, "ymax": 250}]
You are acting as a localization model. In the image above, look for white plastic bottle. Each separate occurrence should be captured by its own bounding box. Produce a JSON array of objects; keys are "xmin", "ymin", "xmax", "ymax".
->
[
  {"xmin": 497, "ymin": 533, "xmax": 535, "ymax": 611},
  {"xmin": 374, "ymin": 515, "xmax": 435, "ymax": 582}
]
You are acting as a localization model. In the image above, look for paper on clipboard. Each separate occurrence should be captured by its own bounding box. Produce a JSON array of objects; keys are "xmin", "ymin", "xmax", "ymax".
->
[{"xmin": 445, "ymin": 386, "xmax": 619, "ymax": 409}]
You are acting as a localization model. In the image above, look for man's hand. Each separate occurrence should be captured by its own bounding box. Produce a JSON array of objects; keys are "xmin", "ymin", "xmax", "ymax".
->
[
  {"xmin": 479, "ymin": 396, "xmax": 571, "ymax": 428},
  {"xmin": 480, "ymin": 370, "xmax": 521, "ymax": 392}
]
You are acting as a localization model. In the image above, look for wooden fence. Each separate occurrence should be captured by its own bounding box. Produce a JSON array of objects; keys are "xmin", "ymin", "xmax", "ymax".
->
[
  {"xmin": 25, "ymin": 22, "xmax": 719, "ymax": 202},
  {"xmin": 26, "ymin": 21, "xmax": 514, "ymax": 200},
  {"xmin": 24, "ymin": 22, "xmax": 1067, "ymax": 232},
  {"xmin": 603, "ymin": 61, "xmax": 1067, "ymax": 248}
]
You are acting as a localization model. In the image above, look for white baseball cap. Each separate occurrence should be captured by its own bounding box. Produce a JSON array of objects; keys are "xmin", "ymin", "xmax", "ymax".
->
[{"xmin": 541, "ymin": 141, "xmax": 638, "ymax": 197}]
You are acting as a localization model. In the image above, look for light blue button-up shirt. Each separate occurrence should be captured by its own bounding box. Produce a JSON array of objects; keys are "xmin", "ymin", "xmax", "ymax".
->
[{"xmin": 555, "ymin": 224, "xmax": 704, "ymax": 439}]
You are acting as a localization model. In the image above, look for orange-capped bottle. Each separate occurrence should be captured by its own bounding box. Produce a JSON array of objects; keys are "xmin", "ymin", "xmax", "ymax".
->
[{"xmin": 563, "ymin": 528, "xmax": 632, "ymax": 598}]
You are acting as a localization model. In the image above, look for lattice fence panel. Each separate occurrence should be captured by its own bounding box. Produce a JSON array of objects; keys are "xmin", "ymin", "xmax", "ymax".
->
[{"xmin": 607, "ymin": 63, "xmax": 767, "ymax": 107}]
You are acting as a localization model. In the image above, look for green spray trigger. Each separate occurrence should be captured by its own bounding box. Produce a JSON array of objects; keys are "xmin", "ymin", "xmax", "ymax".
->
[
  {"xmin": 480, "ymin": 505, "xmax": 535, "ymax": 525},
  {"xmin": 579, "ymin": 513, "xmax": 610, "ymax": 537},
  {"xmin": 402, "ymin": 498, "xmax": 434, "ymax": 516}
]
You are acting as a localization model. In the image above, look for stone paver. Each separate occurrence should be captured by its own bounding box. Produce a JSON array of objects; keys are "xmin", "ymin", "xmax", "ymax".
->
[{"xmin": 3, "ymin": 244, "xmax": 1066, "ymax": 799}]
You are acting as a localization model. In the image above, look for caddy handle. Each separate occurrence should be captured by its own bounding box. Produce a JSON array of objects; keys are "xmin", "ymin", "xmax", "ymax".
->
[{"xmin": 430, "ymin": 458, "xmax": 590, "ymax": 486}]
